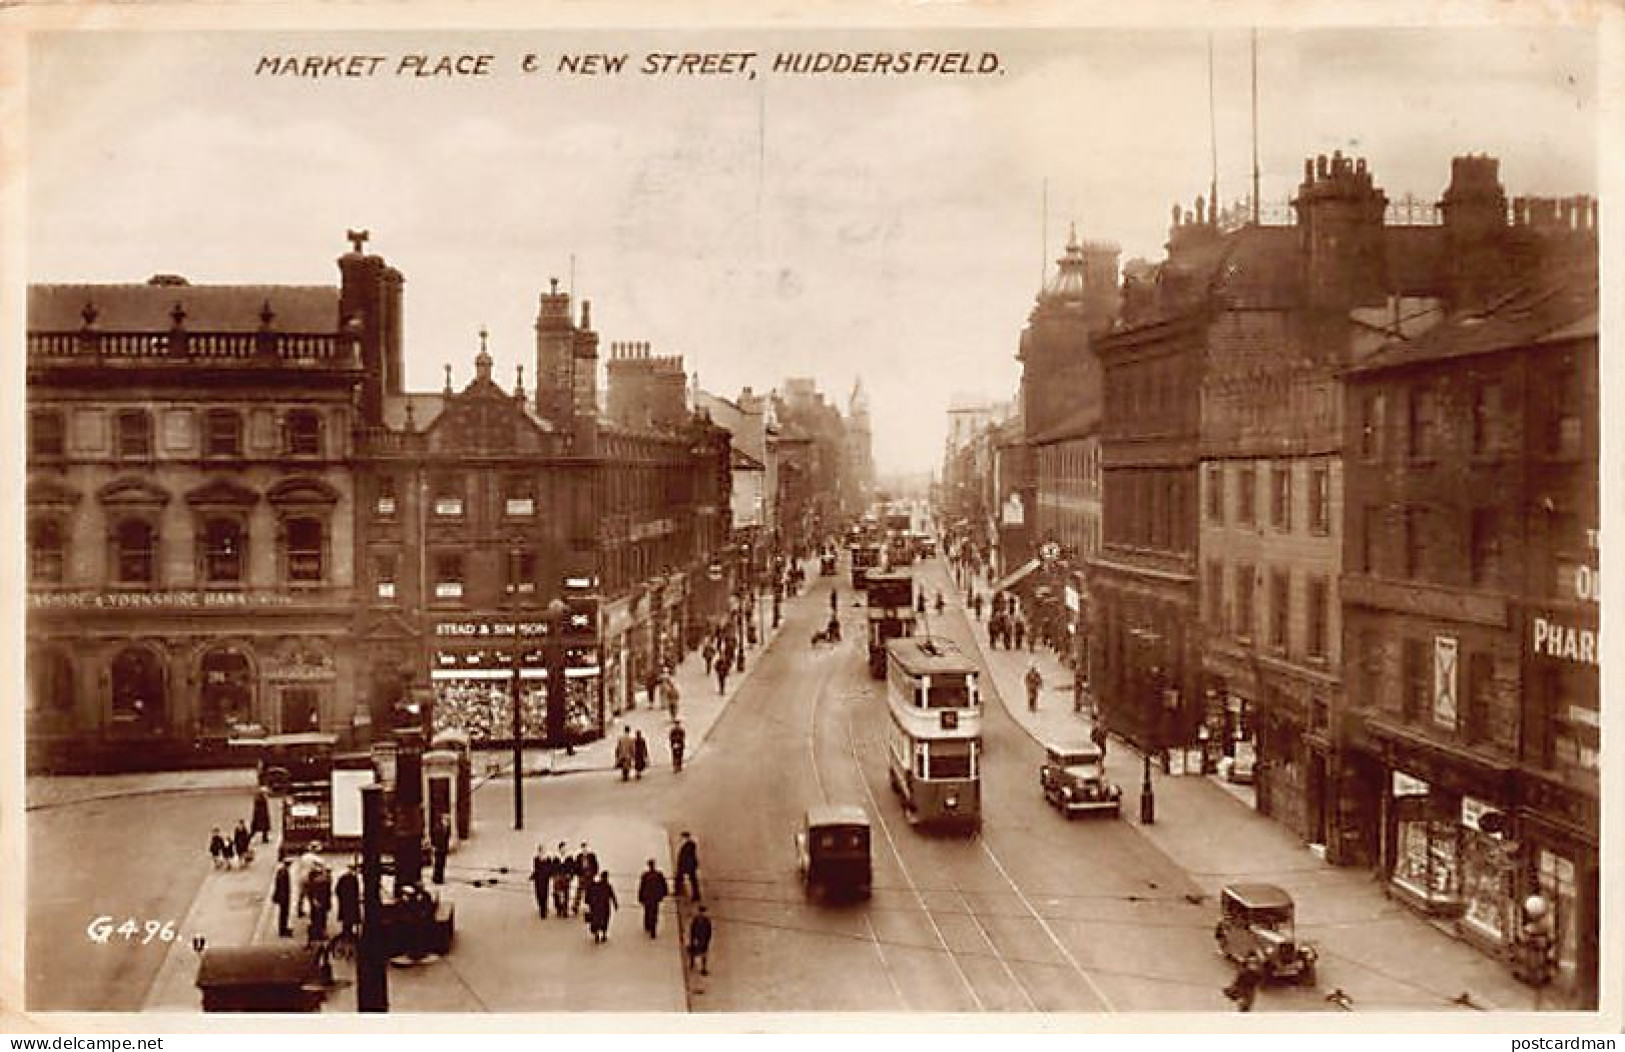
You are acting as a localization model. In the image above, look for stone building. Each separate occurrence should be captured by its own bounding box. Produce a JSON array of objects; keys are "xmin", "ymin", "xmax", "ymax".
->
[
  {"xmin": 1341, "ymin": 255, "xmax": 1598, "ymax": 1006},
  {"xmin": 27, "ymin": 259, "xmax": 372, "ymax": 770}
]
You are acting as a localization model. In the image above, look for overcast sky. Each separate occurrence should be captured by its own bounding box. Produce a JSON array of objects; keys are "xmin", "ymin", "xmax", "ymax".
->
[{"xmin": 25, "ymin": 23, "xmax": 1598, "ymax": 475}]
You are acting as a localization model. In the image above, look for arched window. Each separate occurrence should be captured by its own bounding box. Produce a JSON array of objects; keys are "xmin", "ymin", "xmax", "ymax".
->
[
  {"xmin": 285, "ymin": 517, "xmax": 324, "ymax": 582},
  {"xmin": 199, "ymin": 647, "xmax": 253, "ymax": 736},
  {"xmin": 114, "ymin": 518, "xmax": 157, "ymax": 584},
  {"xmin": 283, "ymin": 409, "xmax": 323, "ymax": 457},
  {"xmin": 110, "ymin": 647, "xmax": 165, "ymax": 729},
  {"xmin": 201, "ymin": 517, "xmax": 246, "ymax": 583},
  {"xmin": 29, "ymin": 518, "xmax": 66, "ymax": 584}
]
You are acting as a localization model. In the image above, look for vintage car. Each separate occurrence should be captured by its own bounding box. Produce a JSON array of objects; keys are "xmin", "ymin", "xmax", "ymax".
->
[
  {"xmin": 1039, "ymin": 740, "xmax": 1121, "ymax": 817},
  {"xmin": 820, "ymin": 552, "xmax": 838, "ymax": 576},
  {"xmin": 1214, "ymin": 882, "xmax": 1317, "ymax": 983},
  {"xmin": 795, "ymin": 804, "xmax": 872, "ymax": 901}
]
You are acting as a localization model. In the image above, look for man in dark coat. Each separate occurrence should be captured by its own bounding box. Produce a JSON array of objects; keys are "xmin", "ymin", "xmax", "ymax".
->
[
  {"xmin": 272, "ymin": 860, "xmax": 293, "ymax": 937},
  {"xmin": 675, "ymin": 831, "xmax": 701, "ymax": 900},
  {"xmin": 335, "ymin": 864, "xmax": 361, "ymax": 938},
  {"xmin": 585, "ymin": 871, "xmax": 617, "ymax": 943},
  {"xmin": 573, "ymin": 842, "xmax": 599, "ymax": 915},
  {"xmin": 553, "ymin": 841, "xmax": 575, "ymax": 916},
  {"xmin": 305, "ymin": 864, "xmax": 332, "ymax": 945},
  {"xmin": 687, "ymin": 904, "xmax": 713, "ymax": 975},
  {"xmin": 250, "ymin": 789, "xmax": 273, "ymax": 844},
  {"xmin": 637, "ymin": 859, "xmax": 669, "ymax": 939},
  {"xmin": 232, "ymin": 820, "xmax": 253, "ymax": 868},
  {"xmin": 430, "ymin": 813, "xmax": 452, "ymax": 885},
  {"xmin": 531, "ymin": 844, "xmax": 556, "ymax": 918},
  {"xmin": 669, "ymin": 721, "xmax": 687, "ymax": 773},
  {"xmin": 632, "ymin": 730, "xmax": 650, "ymax": 779},
  {"xmin": 208, "ymin": 828, "xmax": 228, "ymax": 870}
]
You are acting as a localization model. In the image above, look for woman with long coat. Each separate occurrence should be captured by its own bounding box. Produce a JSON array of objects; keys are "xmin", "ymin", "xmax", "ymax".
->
[
  {"xmin": 585, "ymin": 871, "xmax": 618, "ymax": 943},
  {"xmin": 250, "ymin": 789, "xmax": 273, "ymax": 844}
]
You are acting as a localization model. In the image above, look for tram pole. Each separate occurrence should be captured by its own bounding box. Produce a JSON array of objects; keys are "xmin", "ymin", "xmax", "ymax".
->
[{"xmin": 357, "ymin": 784, "xmax": 389, "ymax": 1013}]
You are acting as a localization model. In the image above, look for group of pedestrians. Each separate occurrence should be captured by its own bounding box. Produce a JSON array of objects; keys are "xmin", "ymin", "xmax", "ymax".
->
[
  {"xmin": 613, "ymin": 725, "xmax": 652, "ymax": 781},
  {"xmin": 527, "ymin": 834, "xmax": 706, "ymax": 953},
  {"xmin": 205, "ymin": 787, "xmax": 276, "ymax": 871},
  {"xmin": 267, "ymin": 842, "xmax": 360, "ymax": 945}
]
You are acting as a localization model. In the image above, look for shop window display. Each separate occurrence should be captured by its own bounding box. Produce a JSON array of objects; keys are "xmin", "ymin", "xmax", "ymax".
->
[{"xmin": 1392, "ymin": 787, "xmax": 1462, "ymax": 909}]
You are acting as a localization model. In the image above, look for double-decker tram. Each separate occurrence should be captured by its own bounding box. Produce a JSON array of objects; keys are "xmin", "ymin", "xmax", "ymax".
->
[
  {"xmin": 884, "ymin": 637, "xmax": 981, "ymax": 830},
  {"xmin": 864, "ymin": 571, "xmax": 917, "ymax": 679}
]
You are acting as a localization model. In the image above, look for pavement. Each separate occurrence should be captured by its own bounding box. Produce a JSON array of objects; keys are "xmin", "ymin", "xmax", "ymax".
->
[
  {"xmin": 117, "ymin": 557, "xmax": 816, "ymax": 1013},
  {"xmin": 927, "ymin": 554, "xmax": 1543, "ymax": 1014}
]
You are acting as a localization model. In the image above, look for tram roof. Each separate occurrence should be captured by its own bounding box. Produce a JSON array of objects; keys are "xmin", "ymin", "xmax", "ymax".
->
[{"xmin": 886, "ymin": 636, "xmax": 976, "ymax": 675}]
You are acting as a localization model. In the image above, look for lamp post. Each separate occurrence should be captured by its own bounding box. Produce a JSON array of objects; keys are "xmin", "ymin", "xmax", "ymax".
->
[{"xmin": 509, "ymin": 547, "xmax": 526, "ymax": 832}]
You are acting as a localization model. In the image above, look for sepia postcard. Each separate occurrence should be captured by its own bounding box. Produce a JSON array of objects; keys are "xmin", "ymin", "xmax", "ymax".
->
[{"xmin": 1, "ymin": 0, "xmax": 1619, "ymax": 1035}]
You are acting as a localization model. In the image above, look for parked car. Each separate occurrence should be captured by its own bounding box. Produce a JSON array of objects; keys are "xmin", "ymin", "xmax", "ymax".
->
[
  {"xmin": 1214, "ymin": 882, "xmax": 1317, "ymax": 983},
  {"xmin": 1039, "ymin": 740, "xmax": 1121, "ymax": 818},
  {"xmin": 795, "ymin": 804, "xmax": 872, "ymax": 901}
]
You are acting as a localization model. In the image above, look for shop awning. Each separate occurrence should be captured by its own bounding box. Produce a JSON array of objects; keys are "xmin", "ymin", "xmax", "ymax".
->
[{"xmin": 991, "ymin": 558, "xmax": 1041, "ymax": 593}]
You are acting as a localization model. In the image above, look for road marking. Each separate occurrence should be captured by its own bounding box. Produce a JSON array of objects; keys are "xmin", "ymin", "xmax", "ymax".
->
[{"xmin": 844, "ymin": 722, "xmax": 986, "ymax": 1012}]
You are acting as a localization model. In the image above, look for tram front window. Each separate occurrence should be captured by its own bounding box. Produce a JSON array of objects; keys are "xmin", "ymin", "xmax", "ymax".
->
[
  {"xmin": 927, "ymin": 677, "xmax": 973, "ymax": 709},
  {"xmin": 927, "ymin": 741, "xmax": 974, "ymax": 779}
]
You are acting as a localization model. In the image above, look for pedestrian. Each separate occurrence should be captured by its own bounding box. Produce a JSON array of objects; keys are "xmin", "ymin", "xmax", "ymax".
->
[
  {"xmin": 335, "ymin": 863, "xmax": 361, "ymax": 938},
  {"xmin": 1014, "ymin": 617, "xmax": 1026, "ymax": 651},
  {"xmin": 1073, "ymin": 668, "xmax": 1088, "ymax": 714},
  {"xmin": 1025, "ymin": 662, "xmax": 1043, "ymax": 713},
  {"xmin": 645, "ymin": 668, "xmax": 661, "ymax": 710},
  {"xmin": 250, "ymin": 788, "xmax": 273, "ymax": 845},
  {"xmin": 935, "ymin": 592, "xmax": 945, "ymax": 615},
  {"xmin": 633, "ymin": 729, "xmax": 650, "ymax": 779},
  {"xmin": 1090, "ymin": 720, "xmax": 1109, "ymax": 758},
  {"xmin": 272, "ymin": 859, "xmax": 293, "ymax": 937},
  {"xmin": 553, "ymin": 841, "xmax": 575, "ymax": 916},
  {"xmin": 531, "ymin": 844, "xmax": 556, "ymax": 918},
  {"xmin": 669, "ymin": 720, "xmax": 687, "ymax": 773},
  {"xmin": 430, "ymin": 813, "xmax": 452, "ymax": 885},
  {"xmin": 305, "ymin": 863, "xmax": 332, "ymax": 944},
  {"xmin": 972, "ymin": 592, "xmax": 983, "ymax": 621},
  {"xmin": 614, "ymin": 726, "xmax": 636, "ymax": 781},
  {"xmin": 233, "ymin": 819, "xmax": 253, "ymax": 868},
  {"xmin": 829, "ymin": 589, "xmax": 838, "ymax": 615},
  {"xmin": 660, "ymin": 672, "xmax": 681, "ymax": 721},
  {"xmin": 574, "ymin": 842, "xmax": 599, "ymax": 915},
  {"xmin": 1224, "ymin": 960, "xmax": 1263, "ymax": 1012},
  {"xmin": 715, "ymin": 657, "xmax": 729, "ymax": 695},
  {"xmin": 637, "ymin": 859, "xmax": 669, "ymax": 939},
  {"xmin": 209, "ymin": 827, "xmax": 228, "ymax": 870},
  {"xmin": 701, "ymin": 639, "xmax": 715, "ymax": 676},
  {"xmin": 915, "ymin": 593, "xmax": 926, "ymax": 615},
  {"xmin": 585, "ymin": 871, "xmax": 618, "ymax": 943},
  {"xmin": 296, "ymin": 842, "xmax": 323, "ymax": 918},
  {"xmin": 675, "ymin": 831, "xmax": 701, "ymax": 900},
  {"xmin": 687, "ymin": 904, "xmax": 713, "ymax": 975}
]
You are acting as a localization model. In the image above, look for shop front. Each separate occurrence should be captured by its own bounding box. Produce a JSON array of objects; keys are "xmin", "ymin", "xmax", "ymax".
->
[
  {"xmin": 1199, "ymin": 647, "xmax": 1257, "ymax": 783},
  {"xmin": 1516, "ymin": 772, "xmax": 1599, "ymax": 1008},
  {"xmin": 1371, "ymin": 723, "xmax": 1517, "ymax": 933}
]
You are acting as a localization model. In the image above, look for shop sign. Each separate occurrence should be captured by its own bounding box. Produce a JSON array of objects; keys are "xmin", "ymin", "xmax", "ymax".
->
[
  {"xmin": 30, "ymin": 590, "xmax": 297, "ymax": 610},
  {"xmin": 1064, "ymin": 586, "xmax": 1081, "ymax": 614},
  {"xmin": 1530, "ymin": 615, "xmax": 1598, "ymax": 666},
  {"xmin": 1002, "ymin": 494, "xmax": 1024, "ymax": 526},
  {"xmin": 435, "ymin": 620, "xmax": 553, "ymax": 639},
  {"xmin": 1432, "ymin": 635, "xmax": 1458, "ymax": 730},
  {"xmin": 1392, "ymin": 771, "xmax": 1429, "ymax": 797},
  {"xmin": 1461, "ymin": 796, "xmax": 1503, "ymax": 836}
]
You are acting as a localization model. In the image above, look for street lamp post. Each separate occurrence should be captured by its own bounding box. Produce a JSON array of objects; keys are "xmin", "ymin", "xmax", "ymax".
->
[{"xmin": 509, "ymin": 548, "xmax": 525, "ymax": 832}]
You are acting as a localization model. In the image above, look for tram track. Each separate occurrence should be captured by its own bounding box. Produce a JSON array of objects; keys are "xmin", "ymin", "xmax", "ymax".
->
[{"xmin": 803, "ymin": 650, "xmax": 908, "ymax": 1012}]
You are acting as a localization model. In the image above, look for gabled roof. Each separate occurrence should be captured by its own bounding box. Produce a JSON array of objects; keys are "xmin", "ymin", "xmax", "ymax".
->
[
  {"xmin": 1348, "ymin": 262, "xmax": 1597, "ymax": 376},
  {"xmin": 30, "ymin": 283, "xmax": 341, "ymax": 333},
  {"xmin": 1027, "ymin": 405, "xmax": 1098, "ymax": 446}
]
